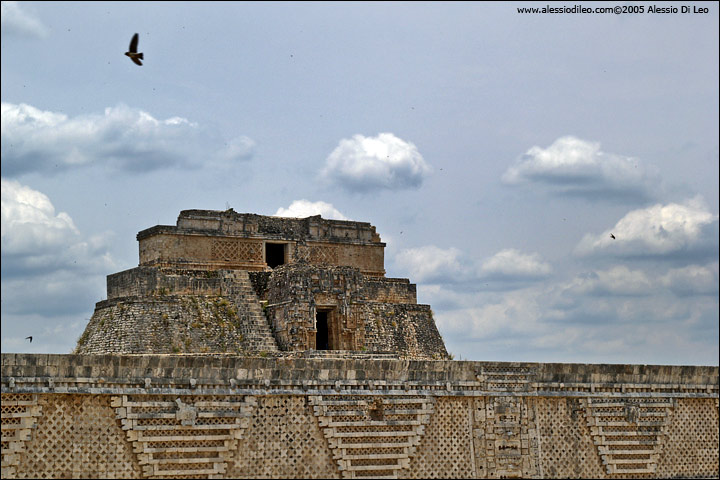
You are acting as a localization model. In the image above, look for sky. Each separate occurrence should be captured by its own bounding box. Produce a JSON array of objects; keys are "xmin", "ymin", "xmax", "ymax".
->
[{"xmin": 1, "ymin": 1, "xmax": 718, "ymax": 366}]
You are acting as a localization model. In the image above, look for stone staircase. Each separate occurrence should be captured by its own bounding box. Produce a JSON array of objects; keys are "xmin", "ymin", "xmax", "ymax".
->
[
  {"xmin": 113, "ymin": 395, "xmax": 256, "ymax": 479},
  {"xmin": 0, "ymin": 394, "xmax": 42, "ymax": 479},
  {"xmin": 584, "ymin": 398, "xmax": 674, "ymax": 475},
  {"xmin": 219, "ymin": 270, "xmax": 278, "ymax": 352},
  {"xmin": 309, "ymin": 394, "xmax": 435, "ymax": 479}
]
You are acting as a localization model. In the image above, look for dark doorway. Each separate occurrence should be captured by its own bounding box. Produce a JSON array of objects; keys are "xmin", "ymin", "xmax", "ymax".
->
[
  {"xmin": 316, "ymin": 311, "xmax": 329, "ymax": 350},
  {"xmin": 265, "ymin": 243, "xmax": 285, "ymax": 268}
]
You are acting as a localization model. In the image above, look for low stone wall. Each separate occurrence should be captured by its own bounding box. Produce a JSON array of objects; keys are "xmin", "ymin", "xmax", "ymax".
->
[
  {"xmin": 365, "ymin": 277, "xmax": 418, "ymax": 304},
  {"xmin": 1, "ymin": 354, "xmax": 717, "ymax": 479},
  {"xmin": 75, "ymin": 293, "xmax": 279, "ymax": 355},
  {"xmin": 107, "ymin": 267, "xmax": 224, "ymax": 299}
]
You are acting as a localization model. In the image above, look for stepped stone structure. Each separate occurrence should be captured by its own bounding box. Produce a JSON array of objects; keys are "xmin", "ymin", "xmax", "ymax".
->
[
  {"xmin": 74, "ymin": 209, "xmax": 447, "ymax": 358},
  {"xmin": 1, "ymin": 209, "xmax": 718, "ymax": 479}
]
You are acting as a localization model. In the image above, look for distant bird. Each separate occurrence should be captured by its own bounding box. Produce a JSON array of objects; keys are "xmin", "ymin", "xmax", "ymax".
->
[
  {"xmin": 610, "ymin": 233, "xmax": 616, "ymax": 239},
  {"xmin": 125, "ymin": 33, "xmax": 144, "ymax": 66},
  {"xmin": 25, "ymin": 336, "xmax": 32, "ymax": 343}
]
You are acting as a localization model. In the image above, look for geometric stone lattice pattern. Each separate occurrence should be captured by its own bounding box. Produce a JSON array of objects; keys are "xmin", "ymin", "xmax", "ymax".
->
[
  {"xmin": 211, "ymin": 239, "xmax": 262, "ymax": 264},
  {"xmin": 112, "ymin": 395, "xmax": 255, "ymax": 479},
  {"xmin": 534, "ymin": 397, "xmax": 606, "ymax": 479},
  {"xmin": 13, "ymin": 394, "xmax": 142, "ymax": 479},
  {"xmin": 1, "ymin": 394, "xmax": 42, "ymax": 478},
  {"xmin": 310, "ymin": 394, "xmax": 435, "ymax": 479},
  {"xmin": 478, "ymin": 366, "xmax": 537, "ymax": 393},
  {"xmin": 399, "ymin": 397, "xmax": 475, "ymax": 479},
  {"xmin": 228, "ymin": 395, "xmax": 339, "ymax": 479},
  {"xmin": 584, "ymin": 398, "xmax": 674, "ymax": 477},
  {"xmin": 655, "ymin": 398, "xmax": 719, "ymax": 478},
  {"xmin": 473, "ymin": 396, "xmax": 541, "ymax": 479},
  {"xmin": 309, "ymin": 245, "xmax": 339, "ymax": 265}
]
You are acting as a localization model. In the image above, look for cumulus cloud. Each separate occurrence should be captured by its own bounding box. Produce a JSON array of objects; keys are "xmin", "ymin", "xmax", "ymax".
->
[
  {"xmin": 1, "ymin": 1, "xmax": 48, "ymax": 38},
  {"xmin": 1, "ymin": 178, "xmax": 114, "ymax": 277},
  {"xmin": 562, "ymin": 266, "xmax": 654, "ymax": 297},
  {"xmin": 431, "ymin": 269, "xmax": 718, "ymax": 364},
  {"xmin": 1, "ymin": 178, "xmax": 78, "ymax": 253},
  {"xmin": 1, "ymin": 179, "xmax": 114, "ymax": 351},
  {"xmin": 575, "ymin": 196, "xmax": 719, "ymax": 259},
  {"xmin": 478, "ymin": 248, "xmax": 552, "ymax": 280},
  {"xmin": 1, "ymin": 102, "xmax": 254, "ymax": 176},
  {"xmin": 320, "ymin": 133, "xmax": 431, "ymax": 192},
  {"xmin": 394, "ymin": 245, "xmax": 551, "ymax": 286},
  {"xmin": 218, "ymin": 135, "xmax": 256, "ymax": 162},
  {"xmin": 502, "ymin": 136, "xmax": 660, "ymax": 202},
  {"xmin": 395, "ymin": 245, "xmax": 469, "ymax": 283},
  {"xmin": 273, "ymin": 200, "xmax": 349, "ymax": 220},
  {"xmin": 660, "ymin": 263, "xmax": 719, "ymax": 297}
]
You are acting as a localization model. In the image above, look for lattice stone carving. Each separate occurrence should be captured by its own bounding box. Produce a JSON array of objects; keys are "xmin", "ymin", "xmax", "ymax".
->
[
  {"xmin": 112, "ymin": 395, "xmax": 255, "ymax": 479},
  {"xmin": 473, "ymin": 396, "xmax": 541, "ymax": 479},
  {"xmin": 1, "ymin": 394, "xmax": 42, "ymax": 478},
  {"xmin": 476, "ymin": 366, "xmax": 537, "ymax": 393},
  {"xmin": 584, "ymin": 397, "xmax": 675, "ymax": 476},
  {"xmin": 656, "ymin": 398, "xmax": 719, "ymax": 478},
  {"xmin": 399, "ymin": 397, "xmax": 475, "ymax": 479},
  {"xmin": 228, "ymin": 395, "xmax": 339, "ymax": 478},
  {"xmin": 310, "ymin": 394, "xmax": 435, "ymax": 479},
  {"xmin": 211, "ymin": 239, "xmax": 262, "ymax": 264},
  {"xmin": 309, "ymin": 245, "xmax": 339, "ymax": 265}
]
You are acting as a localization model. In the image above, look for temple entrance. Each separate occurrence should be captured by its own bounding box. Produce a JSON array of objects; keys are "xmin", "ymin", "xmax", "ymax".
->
[
  {"xmin": 265, "ymin": 243, "xmax": 286, "ymax": 268},
  {"xmin": 316, "ymin": 310, "xmax": 331, "ymax": 350}
]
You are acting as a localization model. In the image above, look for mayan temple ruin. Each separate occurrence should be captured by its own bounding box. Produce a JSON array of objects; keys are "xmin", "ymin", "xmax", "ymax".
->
[{"xmin": 1, "ymin": 209, "xmax": 718, "ymax": 479}]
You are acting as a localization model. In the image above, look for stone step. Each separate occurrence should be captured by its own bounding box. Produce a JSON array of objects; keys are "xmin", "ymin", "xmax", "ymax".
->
[
  {"xmin": 335, "ymin": 441, "xmax": 414, "ymax": 449},
  {"xmin": 345, "ymin": 463, "xmax": 403, "ymax": 471},
  {"xmin": 139, "ymin": 433, "xmax": 231, "ymax": 442},
  {"xmin": 333, "ymin": 430, "xmax": 417, "ymax": 439},
  {"xmin": 142, "ymin": 446, "xmax": 232, "ymax": 454},
  {"xmin": 216, "ymin": 270, "xmax": 278, "ymax": 351},
  {"xmin": 146, "ymin": 456, "xmax": 224, "ymax": 465},
  {"xmin": 343, "ymin": 453, "xmax": 409, "ymax": 460}
]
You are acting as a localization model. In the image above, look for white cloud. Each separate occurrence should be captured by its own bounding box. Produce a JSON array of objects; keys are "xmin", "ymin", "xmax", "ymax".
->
[
  {"xmin": 478, "ymin": 248, "xmax": 552, "ymax": 279},
  {"xmin": 563, "ymin": 266, "xmax": 654, "ymax": 297},
  {"xmin": 219, "ymin": 135, "xmax": 256, "ymax": 162},
  {"xmin": 394, "ymin": 245, "xmax": 469, "ymax": 284},
  {"xmin": 1, "ymin": 178, "xmax": 114, "ymax": 277},
  {"xmin": 661, "ymin": 263, "xmax": 719, "ymax": 297},
  {"xmin": 1, "ymin": 102, "xmax": 254, "ymax": 176},
  {"xmin": 502, "ymin": 136, "xmax": 660, "ymax": 202},
  {"xmin": 1, "ymin": 178, "xmax": 78, "ymax": 253},
  {"xmin": 1, "ymin": 1, "xmax": 48, "ymax": 38},
  {"xmin": 394, "ymin": 245, "xmax": 551, "ymax": 286},
  {"xmin": 435, "ymin": 291, "xmax": 545, "ymax": 341},
  {"xmin": 320, "ymin": 133, "xmax": 431, "ymax": 192},
  {"xmin": 431, "ymin": 272, "xmax": 718, "ymax": 364},
  {"xmin": 273, "ymin": 200, "xmax": 349, "ymax": 220},
  {"xmin": 1, "ymin": 179, "xmax": 114, "ymax": 350},
  {"xmin": 575, "ymin": 196, "xmax": 719, "ymax": 258}
]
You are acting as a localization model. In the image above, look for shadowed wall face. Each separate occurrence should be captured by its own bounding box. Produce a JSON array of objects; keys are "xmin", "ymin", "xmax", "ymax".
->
[{"xmin": 1, "ymin": 354, "xmax": 718, "ymax": 479}]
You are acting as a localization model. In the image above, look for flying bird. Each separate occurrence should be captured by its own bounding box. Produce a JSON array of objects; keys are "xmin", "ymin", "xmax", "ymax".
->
[
  {"xmin": 25, "ymin": 336, "xmax": 33, "ymax": 343},
  {"xmin": 610, "ymin": 233, "xmax": 616, "ymax": 239},
  {"xmin": 125, "ymin": 33, "xmax": 144, "ymax": 66}
]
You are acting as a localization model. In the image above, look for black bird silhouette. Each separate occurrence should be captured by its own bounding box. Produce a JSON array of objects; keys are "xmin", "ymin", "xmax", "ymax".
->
[
  {"xmin": 125, "ymin": 33, "xmax": 144, "ymax": 66},
  {"xmin": 610, "ymin": 233, "xmax": 616, "ymax": 239},
  {"xmin": 25, "ymin": 336, "xmax": 33, "ymax": 343}
]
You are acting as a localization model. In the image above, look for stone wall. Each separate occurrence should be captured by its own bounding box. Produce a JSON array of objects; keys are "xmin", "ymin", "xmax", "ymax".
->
[
  {"xmin": 79, "ymin": 263, "xmax": 446, "ymax": 359},
  {"xmin": 136, "ymin": 210, "xmax": 386, "ymax": 275},
  {"xmin": 77, "ymin": 270, "xmax": 279, "ymax": 355},
  {"xmin": 1, "ymin": 354, "xmax": 718, "ymax": 479},
  {"xmin": 74, "ymin": 295, "xmax": 277, "ymax": 355},
  {"xmin": 107, "ymin": 267, "xmax": 224, "ymax": 299},
  {"xmin": 264, "ymin": 264, "xmax": 446, "ymax": 358},
  {"xmin": 364, "ymin": 277, "xmax": 417, "ymax": 304}
]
